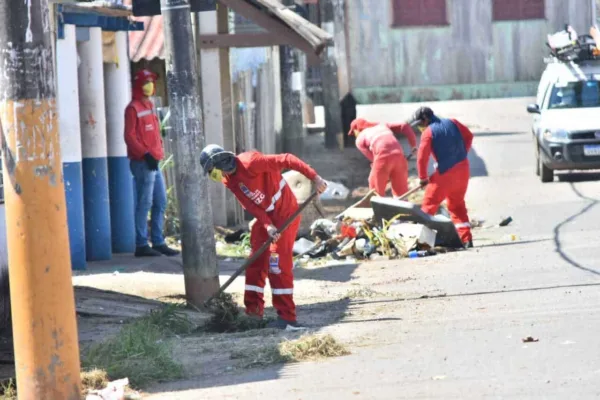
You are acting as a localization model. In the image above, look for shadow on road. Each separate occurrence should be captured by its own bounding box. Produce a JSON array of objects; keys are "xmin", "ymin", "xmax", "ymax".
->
[
  {"xmin": 468, "ymin": 147, "xmax": 488, "ymax": 177},
  {"xmin": 557, "ymin": 171, "xmax": 600, "ymax": 183},
  {"xmin": 553, "ymin": 183, "xmax": 600, "ymax": 276},
  {"xmin": 294, "ymin": 263, "xmax": 359, "ymax": 283}
]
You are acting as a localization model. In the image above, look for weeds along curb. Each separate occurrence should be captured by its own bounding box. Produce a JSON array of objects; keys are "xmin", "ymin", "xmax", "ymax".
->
[{"xmin": 81, "ymin": 305, "xmax": 193, "ymax": 389}]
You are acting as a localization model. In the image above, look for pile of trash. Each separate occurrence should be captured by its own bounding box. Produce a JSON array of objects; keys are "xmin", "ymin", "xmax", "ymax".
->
[
  {"xmin": 293, "ymin": 208, "xmax": 442, "ymax": 264},
  {"xmin": 216, "ymin": 175, "xmax": 513, "ymax": 265}
]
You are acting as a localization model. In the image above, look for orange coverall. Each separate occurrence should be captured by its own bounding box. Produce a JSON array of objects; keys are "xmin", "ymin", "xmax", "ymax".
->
[
  {"xmin": 223, "ymin": 151, "xmax": 318, "ymax": 322},
  {"xmin": 351, "ymin": 118, "xmax": 417, "ymax": 197}
]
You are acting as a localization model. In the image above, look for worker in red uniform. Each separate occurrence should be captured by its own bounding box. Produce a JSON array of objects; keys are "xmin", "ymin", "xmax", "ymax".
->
[
  {"xmin": 349, "ymin": 118, "xmax": 417, "ymax": 198},
  {"xmin": 199, "ymin": 144, "xmax": 328, "ymax": 330},
  {"xmin": 124, "ymin": 69, "xmax": 180, "ymax": 258},
  {"xmin": 413, "ymin": 106, "xmax": 474, "ymax": 248}
]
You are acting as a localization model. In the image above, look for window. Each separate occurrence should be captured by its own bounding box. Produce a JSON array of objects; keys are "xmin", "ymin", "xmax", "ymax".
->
[
  {"xmin": 492, "ymin": 0, "xmax": 545, "ymax": 21},
  {"xmin": 547, "ymin": 81, "xmax": 600, "ymax": 110},
  {"xmin": 391, "ymin": 0, "xmax": 448, "ymax": 28}
]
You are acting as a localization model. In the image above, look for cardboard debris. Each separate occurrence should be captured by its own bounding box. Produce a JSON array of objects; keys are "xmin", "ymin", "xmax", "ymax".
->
[
  {"xmin": 340, "ymin": 206, "xmax": 374, "ymax": 221},
  {"xmin": 386, "ymin": 223, "xmax": 437, "ymax": 249},
  {"xmin": 370, "ymin": 197, "xmax": 464, "ymax": 249}
]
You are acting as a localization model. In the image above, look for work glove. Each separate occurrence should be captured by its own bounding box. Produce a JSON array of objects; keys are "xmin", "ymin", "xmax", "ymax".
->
[
  {"xmin": 144, "ymin": 153, "xmax": 159, "ymax": 171},
  {"xmin": 419, "ymin": 178, "xmax": 429, "ymax": 188},
  {"xmin": 266, "ymin": 224, "xmax": 281, "ymax": 242}
]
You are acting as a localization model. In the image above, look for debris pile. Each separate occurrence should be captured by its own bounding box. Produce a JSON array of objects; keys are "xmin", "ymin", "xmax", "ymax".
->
[{"xmin": 215, "ymin": 176, "xmax": 486, "ymax": 265}]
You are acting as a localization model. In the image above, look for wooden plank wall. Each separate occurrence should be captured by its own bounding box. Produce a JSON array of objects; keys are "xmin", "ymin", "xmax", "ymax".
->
[
  {"xmin": 232, "ymin": 47, "xmax": 279, "ymax": 156},
  {"xmin": 347, "ymin": 0, "xmax": 593, "ymax": 89}
]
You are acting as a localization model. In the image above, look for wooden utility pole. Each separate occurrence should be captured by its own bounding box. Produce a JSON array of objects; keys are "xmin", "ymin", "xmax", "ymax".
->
[
  {"xmin": 280, "ymin": 0, "xmax": 307, "ymax": 155},
  {"xmin": 160, "ymin": 0, "xmax": 219, "ymax": 306},
  {"xmin": 0, "ymin": 0, "xmax": 82, "ymax": 398},
  {"xmin": 320, "ymin": 0, "xmax": 344, "ymax": 150}
]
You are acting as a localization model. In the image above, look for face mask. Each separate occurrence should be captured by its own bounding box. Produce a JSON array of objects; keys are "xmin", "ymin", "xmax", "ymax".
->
[
  {"xmin": 417, "ymin": 126, "xmax": 426, "ymax": 133},
  {"xmin": 142, "ymin": 82, "xmax": 155, "ymax": 97},
  {"xmin": 353, "ymin": 129, "xmax": 360, "ymax": 137},
  {"xmin": 209, "ymin": 168, "xmax": 223, "ymax": 182}
]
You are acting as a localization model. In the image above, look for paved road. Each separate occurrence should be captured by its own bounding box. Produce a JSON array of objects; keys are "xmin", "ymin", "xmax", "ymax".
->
[{"xmin": 147, "ymin": 98, "xmax": 600, "ymax": 399}]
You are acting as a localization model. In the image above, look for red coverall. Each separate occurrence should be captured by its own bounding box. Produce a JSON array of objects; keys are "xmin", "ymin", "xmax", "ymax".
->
[
  {"xmin": 417, "ymin": 118, "xmax": 474, "ymax": 243},
  {"xmin": 123, "ymin": 74, "xmax": 164, "ymax": 162},
  {"xmin": 351, "ymin": 118, "xmax": 417, "ymax": 197},
  {"xmin": 223, "ymin": 151, "xmax": 318, "ymax": 322}
]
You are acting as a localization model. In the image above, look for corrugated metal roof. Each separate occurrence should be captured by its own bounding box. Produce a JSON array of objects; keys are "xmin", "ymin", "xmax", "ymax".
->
[
  {"xmin": 124, "ymin": 0, "xmax": 332, "ymax": 63},
  {"xmin": 124, "ymin": 0, "xmax": 164, "ymax": 61}
]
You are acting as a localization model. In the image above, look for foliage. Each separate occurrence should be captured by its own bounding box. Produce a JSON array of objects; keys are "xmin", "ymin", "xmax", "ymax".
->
[{"xmin": 81, "ymin": 305, "xmax": 194, "ymax": 388}]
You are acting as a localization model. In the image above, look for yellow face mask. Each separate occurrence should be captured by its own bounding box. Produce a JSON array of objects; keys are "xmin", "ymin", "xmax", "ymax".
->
[
  {"xmin": 209, "ymin": 168, "xmax": 223, "ymax": 183},
  {"xmin": 417, "ymin": 125, "xmax": 426, "ymax": 133},
  {"xmin": 353, "ymin": 129, "xmax": 360, "ymax": 137},
  {"xmin": 142, "ymin": 82, "xmax": 155, "ymax": 97}
]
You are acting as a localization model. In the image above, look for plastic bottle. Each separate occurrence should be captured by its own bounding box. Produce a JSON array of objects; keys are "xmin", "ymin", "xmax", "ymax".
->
[
  {"xmin": 408, "ymin": 250, "xmax": 434, "ymax": 258},
  {"xmin": 269, "ymin": 253, "xmax": 281, "ymax": 274}
]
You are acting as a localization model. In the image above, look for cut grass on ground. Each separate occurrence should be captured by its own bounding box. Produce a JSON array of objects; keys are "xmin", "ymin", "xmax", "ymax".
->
[
  {"xmin": 203, "ymin": 292, "xmax": 272, "ymax": 333},
  {"xmin": 1, "ymin": 369, "xmax": 120, "ymax": 400},
  {"xmin": 81, "ymin": 304, "xmax": 195, "ymax": 388},
  {"xmin": 231, "ymin": 333, "xmax": 350, "ymax": 368}
]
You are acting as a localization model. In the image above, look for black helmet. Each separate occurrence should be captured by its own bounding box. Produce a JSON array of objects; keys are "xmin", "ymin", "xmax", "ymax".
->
[
  {"xmin": 199, "ymin": 144, "xmax": 236, "ymax": 175},
  {"xmin": 412, "ymin": 106, "xmax": 435, "ymax": 125}
]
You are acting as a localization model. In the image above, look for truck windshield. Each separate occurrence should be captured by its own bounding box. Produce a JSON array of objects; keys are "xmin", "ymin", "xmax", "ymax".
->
[{"xmin": 547, "ymin": 80, "xmax": 600, "ymax": 109}]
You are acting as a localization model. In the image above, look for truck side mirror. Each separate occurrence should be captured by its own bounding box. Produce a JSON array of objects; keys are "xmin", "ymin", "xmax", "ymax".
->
[{"xmin": 527, "ymin": 104, "xmax": 541, "ymax": 114}]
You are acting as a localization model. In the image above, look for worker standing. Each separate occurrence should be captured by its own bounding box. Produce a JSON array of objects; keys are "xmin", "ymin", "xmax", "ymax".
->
[
  {"xmin": 199, "ymin": 145, "xmax": 328, "ymax": 329},
  {"xmin": 412, "ymin": 106, "xmax": 474, "ymax": 248},
  {"xmin": 349, "ymin": 118, "xmax": 417, "ymax": 198},
  {"xmin": 124, "ymin": 69, "xmax": 180, "ymax": 257}
]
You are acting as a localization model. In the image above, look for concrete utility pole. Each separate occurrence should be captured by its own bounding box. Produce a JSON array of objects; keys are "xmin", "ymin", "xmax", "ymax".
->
[
  {"xmin": 0, "ymin": 0, "xmax": 82, "ymax": 398},
  {"xmin": 160, "ymin": 0, "xmax": 220, "ymax": 306},
  {"xmin": 280, "ymin": 0, "xmax": 307, "ymax": 155},
  {"xmin": 320, "ymin": 0, "xmax": 344, "ymax": 150}
]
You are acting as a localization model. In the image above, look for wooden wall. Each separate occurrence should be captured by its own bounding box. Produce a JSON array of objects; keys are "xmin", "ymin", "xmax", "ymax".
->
[{"xmin": 346, "ymin": 0, "xmax": 594, "ymax": 90}]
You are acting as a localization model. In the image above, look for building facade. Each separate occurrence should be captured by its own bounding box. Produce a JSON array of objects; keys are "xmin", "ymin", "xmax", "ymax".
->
[{"xmin": 344, "ymin": 0, "xmax": 595, "ymax": 103}]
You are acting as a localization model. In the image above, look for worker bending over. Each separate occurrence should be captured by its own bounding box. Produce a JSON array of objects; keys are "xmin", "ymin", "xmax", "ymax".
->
[
  {"xmin": 349, "ymin": 118, "xmax": 417, "ymax": 198},
  {"xmin": 413, "ymin": 106, "xmax": 474, "ymax": 248},
  {"xmin": 199, "ymin": 145, "xmax": 327, "ymax": 330}
]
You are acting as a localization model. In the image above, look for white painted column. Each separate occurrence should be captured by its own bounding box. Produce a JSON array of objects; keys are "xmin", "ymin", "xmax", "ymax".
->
[
  {"xmin": 57, "ymin": 24, "xmax": 86, "ymax": 270},
  {"xmin": 104, "ymin": 31, "xmax": 135, "ymax": 253},
  {"xmin": 199, "ymin": 9, "xmax": 228, "ymax": 227},
  {"xmin": 77, "ymin": 27, "xmax": 112, "ymax": 261}
]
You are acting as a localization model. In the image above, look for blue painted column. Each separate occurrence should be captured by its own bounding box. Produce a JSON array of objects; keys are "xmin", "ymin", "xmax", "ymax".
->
[
  {"xmin": 57, "ymin": 24, "xmax": 86, "ymax": 270},
  {"xmin": 104, "ymin": 31, "xmax": 135, "ymax": 253},
  {"xmin": 77, "ymin": 27, "xmax": 112, "ymax": 261}
]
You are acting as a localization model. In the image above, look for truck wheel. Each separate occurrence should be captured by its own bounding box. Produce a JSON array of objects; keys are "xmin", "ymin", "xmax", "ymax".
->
[{"xmin": 539, "ymin": 153, "xmax": 554, "ymax": 183}]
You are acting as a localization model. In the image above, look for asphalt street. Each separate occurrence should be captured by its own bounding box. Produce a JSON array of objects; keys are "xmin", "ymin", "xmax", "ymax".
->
[{"xmin": 148, "ymin": 98, "xmax": 600, "ymax": 399}]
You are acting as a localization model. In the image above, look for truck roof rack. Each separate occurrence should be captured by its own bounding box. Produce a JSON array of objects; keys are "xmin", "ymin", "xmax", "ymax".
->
[{"xmin": 545, "ymin": 24, "xmax": 600, "ymax": 64}]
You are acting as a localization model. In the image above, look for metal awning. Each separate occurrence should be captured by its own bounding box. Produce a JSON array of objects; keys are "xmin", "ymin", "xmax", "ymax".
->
[{"xmin": 128, "ymin": 0, "xmax": 332, "ymax": 65}]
